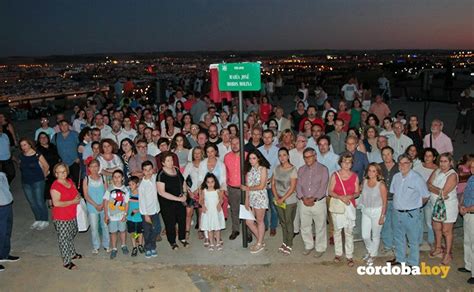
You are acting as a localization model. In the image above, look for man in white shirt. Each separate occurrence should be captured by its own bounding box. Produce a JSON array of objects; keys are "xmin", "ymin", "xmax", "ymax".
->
[
  {"xmin": 368, "ymin": 135, "xmax": 388, "ymax": 163},
  {"xmin": 138, "ymin": 162, "xmax": 161, "ymax": 258},
  {"xmin": 93, "ymin": 114, "xmax": 112, "ymax": 138},
  {"xmin": 388, "ymin": 121, "xmax": 413, "ymax": 160},
  {"xmin": 274, "ymin": 106, "xmax": 291, "ymax": 132},
  {"xmin": 217, "ymin": 128, "xmax": 231, "ymax": 162},
  {"xmin": 105, "ymin": 119, "xmax": 129, "ymax": 145},
  {"xmin": 341, "ymin": 78, "xmax": 359, "ymax": 102},
  {"xmin": 289, "ymin": 134, "xmax": 307, "ymax": 170}
]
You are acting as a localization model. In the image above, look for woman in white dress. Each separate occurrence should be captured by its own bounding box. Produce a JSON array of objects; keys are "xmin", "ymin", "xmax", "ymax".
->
[
  {"xmin": 427, "ymin": 153, "xmax": 459, "ymax": 265},
  {"xmin": 183, "ymin": 147, "xmax": 204, "ymax": 240}
]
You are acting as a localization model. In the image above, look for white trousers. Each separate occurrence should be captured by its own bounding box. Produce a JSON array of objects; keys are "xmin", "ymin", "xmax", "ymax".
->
[
  {"xmin": 361, "ymin": 207, "xmax": 383, "ymax": 257},
  {"xmin": 464, "ymin": 214, "xmax": 474, "ymax": 277},
  {"xmin": 300, "ymin": 198, "xmax": 327, "ymax": 252},
  {"xmin": 332, "ymin": 212, "xmax": 354, "ymax": 258}
]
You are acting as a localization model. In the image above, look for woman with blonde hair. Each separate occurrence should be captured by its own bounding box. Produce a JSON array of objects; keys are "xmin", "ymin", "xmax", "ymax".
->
[
  {"xmin": 427, "ymin": 153, "xmax": 459, "ymax": 265},
  {"xmin": 278, "ymin": 129, "xmax": 296, "ymax": 150},
  {"xmin": 359, "ymin": 163, "xmax": 387, "ymax": 264}
]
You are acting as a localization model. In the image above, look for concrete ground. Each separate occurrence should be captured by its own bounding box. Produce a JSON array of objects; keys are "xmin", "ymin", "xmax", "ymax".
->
[{"xmin": 2, "ymin": 97, "xmax": 473, "ymax": 291}]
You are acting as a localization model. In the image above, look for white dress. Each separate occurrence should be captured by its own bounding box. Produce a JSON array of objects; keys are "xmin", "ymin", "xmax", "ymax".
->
[
  {"xmin": 200, "ymin": 190, "xmax": 225, "ymax": 231},
  {"xmin": 429, "ymin": 169, "xmax": 459, "ymax": 223}
]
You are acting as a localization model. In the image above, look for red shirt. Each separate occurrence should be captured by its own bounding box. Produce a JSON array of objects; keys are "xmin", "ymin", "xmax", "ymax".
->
[
  {"xmin": 259, "ymin": 103, "xmax": 272, "ymax": 123},
  {"xmin": 51, "ymin": 179, "xmax": 79, "ymax": 221},
  {"xmin": 183, "ymin": 99, "xmax": 196, "ymax": 111},
  {"xmin": 224, "ymin": 151, "xmax": 247, "ymax": 188},
  {"xmin": 298, "ymin": 117, "xmax": 325, "ymax": 132},
  {"xmin": 124, "ymin": 81, "xmax": 134, "ymax": 93},
  {"xmin": 333, "ymin": 172, "xmax": 357, "ymax": 207}
]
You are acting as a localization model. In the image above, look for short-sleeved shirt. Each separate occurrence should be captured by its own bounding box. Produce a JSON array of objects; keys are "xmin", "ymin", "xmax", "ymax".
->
[
  {"xmin": 51, "ymin": 179, "xmax": 79, "ymax": 221},
  {"xmin": 423, "ymin": 132, "xmax": 453, "ymax": 155},
  {"xmin": 104, "ymin": 185, "xmax": 130, "ymax": 221},
  {"xmin": 0, "ymin": 133, "xmax": 11, "ymax": 160},
  {"xmin": 379, "ymin": 162, "xmax": 399, "ymax": 200},
  {"xmin": 463, "ymin": 175, "xmax": 474, "ymax": 207},
  {"xmin": 53, "ymin": 131, "xmax": 79, "ymax": 166},
  {"xmin": 273, "ymin": 165, "xmax": 298, "ymax": 204},
  {"xmin": 156, "ymin": 169, "xmax": 184, "ymax": 207},
  {"xmin": 390, "ymin": 170, "xmax": 430, "ymax": 210}
]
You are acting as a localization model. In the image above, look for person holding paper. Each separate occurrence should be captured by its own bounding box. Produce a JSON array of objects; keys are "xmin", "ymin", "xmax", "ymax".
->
[
  {"xmin": 241, "ymin": 150, "xmax": 270, "ymax": 254},
  {"xmin": 271, "ymin": 147, "xmax": 298, "ymax": 255}
]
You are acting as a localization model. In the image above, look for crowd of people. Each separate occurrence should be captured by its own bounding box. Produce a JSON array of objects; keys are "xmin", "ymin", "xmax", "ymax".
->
[{"xmin": 0, "ymin": 78, "xmax": 473, "ymax": 284}]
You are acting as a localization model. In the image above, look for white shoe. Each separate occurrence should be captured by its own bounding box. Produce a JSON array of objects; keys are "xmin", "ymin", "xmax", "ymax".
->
[
  {"xmin": 30, "ymin": 221, "xmax": 41, "ymax": 229},
  {"xmin": 362, "ymin": 253, "xmax": 370, "ymax": 261},
  {"xmin": 367, "ymin": 257, "xmax": 374, "ymax": 265},
  {"xmin": 36, "ymin": 221, "xmax": 49, "ymax": 230},
  {"xmin": 92, "ymin": 249, "xmax": 99, "ymax": 255}
]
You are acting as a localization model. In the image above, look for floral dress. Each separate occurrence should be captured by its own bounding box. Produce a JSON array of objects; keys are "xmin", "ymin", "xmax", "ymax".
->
[{"xmin": 248, "ymin": 166, "xmax": 268, "ymax": 209}]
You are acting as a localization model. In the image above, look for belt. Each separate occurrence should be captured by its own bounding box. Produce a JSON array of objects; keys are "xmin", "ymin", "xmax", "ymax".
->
[
  {"xmin": 467, "ymin": 212, "xmax": 474, "ymax": 214},
  {"xmin": 308, "ymin": 196, "xmax": 325, "ymax": 202},
  {"xmin": 228, "ymin": 185, "xmax": 240, "ymax": 189},
  {"xmin": 397, "ymin": 208, "xmax": 419, "ymax": 213}
]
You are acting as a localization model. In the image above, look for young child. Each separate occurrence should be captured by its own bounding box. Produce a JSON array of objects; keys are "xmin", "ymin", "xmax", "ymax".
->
[
  {"xmin": 83, "ymin": 159, "xmax": 109, "ymax": 254},
  {"xmin": 104, "ymin": 170, "xmax": 130, "ymax": 259},
  {"xmin": 127, "ymin": 176, "xmax": 144, "ymax": 257},
  {"xmin": 138, "ymin": 161, "xmax": 161, "ymax": 258},
  {"xmin": 199, "ymin": 173, "xmax": 225, "ymax": 251}
]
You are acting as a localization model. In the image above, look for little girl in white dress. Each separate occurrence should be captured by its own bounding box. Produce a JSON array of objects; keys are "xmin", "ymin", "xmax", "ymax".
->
[{"xmin": 200, "ymin": 173, "xmax": 225, "ymax": 251}]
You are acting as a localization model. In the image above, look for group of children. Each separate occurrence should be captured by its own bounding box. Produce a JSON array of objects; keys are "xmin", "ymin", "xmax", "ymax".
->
[{"xmin": 83, "ymin": 159, "xmax": 226, "ymax": 259}]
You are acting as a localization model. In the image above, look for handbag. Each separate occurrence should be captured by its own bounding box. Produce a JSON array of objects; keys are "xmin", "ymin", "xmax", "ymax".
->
[
  {"xmin": 432, "ymin": 191, "xmax": 447, "ymax": 222},
  {"xmin": 329, "ymin": 172, "xmax": 347, "ymax": 214},
  {"xmin": 76, "ymin": 198, "xmax": 90, "ymax": 232}
]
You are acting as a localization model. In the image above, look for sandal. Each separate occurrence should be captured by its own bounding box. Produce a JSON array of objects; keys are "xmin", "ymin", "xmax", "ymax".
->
[
  {"xmin": 347, "ymin": 258, "xmax": 354, "ymax": 267},
  {"xmin": 441, "ymin": 254, "xmax": 452, "ymax": 266},
  {"xmin": 203, "ymin": 238, "xmax": 210, "ymax": 247},
  {"xmin": 180, "ymin": 240, "xmax": 190, "ymax": 248},
  {"xmin": 72, "ymin": 253, "xmax": 82, "ymax": 260},
  {"xmin": 216, "ymin": 243, "xmax": 223, "ymax": 251},
  {"xmin": 185, "ymin": 231, "xmax": 190, "ymax": 241},
  {"xmin": 429, "ymin": 248, "xmax": 444, "ymax": 258},
  {"xmin": 63, "ymin": 262, "xmax": 77, "ymax": 270},
  {"xmin": 209, "ymin": 244, "xmax": 215, "ymax": 251},
  {"xmin": 198, "ymin": 231, "xmax": 205, "ymax": 240},
  {"xmin": 171, "ymin": 243, "xmax": 179, "ymax": 250},
  {"xmin": 334, "ymin": 256, "xmax": 342, "ymax": 263}
]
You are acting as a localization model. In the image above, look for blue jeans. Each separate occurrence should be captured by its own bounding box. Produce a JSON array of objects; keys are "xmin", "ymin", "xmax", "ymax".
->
[
  {"xmin": 0, "ymin": 203, "xmax": 13, "ymax": 259},
  {"xmin": 142, "ymin": 213, "xmax": 160, "ymax": 251},
  {"xmin": 264, "ymin": 188, "xmax": 278, "ymax": 230},
  {"xmin": 420, "ymin": 201, "xmax": 435, "ymax": 245},
  {"xmin": 381, "ymin": 201, "xmax": 394, "ymax": 250},
  {"xmin": 394, "ymin": 209, "xmax": 422, "ymax": 266},
  {"xmin": 88, "ymin": 212, "xmax": 109, "ymax": 250},
  {"xmin": 22, "ymin": 180, "xmax": 48, "ymax": 221}
]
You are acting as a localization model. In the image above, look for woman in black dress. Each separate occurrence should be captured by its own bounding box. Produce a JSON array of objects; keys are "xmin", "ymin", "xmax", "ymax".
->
[
  {"xmin": 36, "ymin": 132, "xmax": 61, "ymax": 207},
  {"xmin": 156, "ymin": 151, "xmax": 189, "ymax": 250}
]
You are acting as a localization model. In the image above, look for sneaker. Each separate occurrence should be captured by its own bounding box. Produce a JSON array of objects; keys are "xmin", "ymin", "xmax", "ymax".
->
[
  {"xmin": 362, "ymin": 254, "xmax": 370, "ymax": 261},
  {"xmin": 0, "ymin": 265, "xmax": 4, "ymax": 272},
  {"xmin": 0, "ymin": 255, "xmax": 20, "ymax": 262},
  {"xmin": 138, "ymin": 245, "xmax": 145, "ymax": 254},
  {"xmin": 36, "ymin": 221, "xmax": 49, "ymax": 230},
  {"xmin": 151, "ymin": 250, "xmax": 158, "ymax": 257},
  {"xmin": 121, "ymin": 245, "xmax": 129, "ymax": 255},
  {"xmin": 30, "ymin": 221, "xmax": 41, "ymax": 229},
  {"xmin": 110, "ymin": 249, "xmax": 118, "ymax": 259},
  {"xmin": 104, "ymin": 248, "xmax": 111, "ymax": 253},
  {"xmin": 92, "ymin": 249, "xmax": 99, "ymax": 255},
  {"xmin": 131, "ymin": 247, "xmax": 138, "ymax": 257},
  {"xmin": 145, "ymin": 250, "xmax": 152, "ymax": 259}
]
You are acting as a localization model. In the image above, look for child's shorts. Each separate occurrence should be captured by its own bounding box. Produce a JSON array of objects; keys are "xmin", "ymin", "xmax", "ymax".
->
[
  {"xmin": 108, "ymin": 221, "xmax": 126, "ymax": 233},
  {"xmin": 127, "ymin": 221, "xmax": 143, "ymax": 234}
]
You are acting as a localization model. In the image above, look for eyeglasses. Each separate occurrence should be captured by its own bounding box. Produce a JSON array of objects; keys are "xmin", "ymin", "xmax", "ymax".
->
[{"xmin": 303, "ymin": 155, "xmax": 315, "ymax": 159}]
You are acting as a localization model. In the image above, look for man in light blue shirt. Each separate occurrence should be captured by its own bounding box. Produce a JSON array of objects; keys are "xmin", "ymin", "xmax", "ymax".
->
[
  {"xmin": 258, "ymin": 129, "xmax": 280, "ymax": 236},
  {"xmin": 53, "ymin": 120, "xmax": 80, "ymax": 185},
  {"xmin": 0, "ymin": 172, "xmax": 20, "ymax": 271},
  {"xmin": 388, "ymin": 154, "xmax": 430, "ymax": 266},
  {"xmin": 316, "ymin": 136, "xmax": 340, "ymax": 176}
]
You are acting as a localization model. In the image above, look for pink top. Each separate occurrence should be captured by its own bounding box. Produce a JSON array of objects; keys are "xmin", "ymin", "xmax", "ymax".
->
[
  {"xmin": 259, "ymin": 103, "xmax": 272, "ymax": 123},
  {"xmin": 369, "ymin": 102, "xmax": 391, "ymax": 122},
  {"xmin": 423, "ymin": 132, "xmax": 453, "ymax": 154},
  {"xmin": 457, "ymin": 164, "xmax": 470, "ymax": 194},
  {"xmin": 224, "ymin": 151, "xmax": 247, "ymax": 188},
  {"xmin": 333, "ymin": 172, "xmax": 358, "ymax": 207}
]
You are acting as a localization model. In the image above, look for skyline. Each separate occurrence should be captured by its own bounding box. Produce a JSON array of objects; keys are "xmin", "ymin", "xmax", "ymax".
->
[{"xmin": 1, "ymin": 0, "xmax": 473, "ymax": 57}]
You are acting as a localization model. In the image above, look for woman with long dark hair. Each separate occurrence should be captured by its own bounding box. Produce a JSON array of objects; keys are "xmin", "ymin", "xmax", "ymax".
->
[
  {"xmin": 36, "ymin": 132, "xmax": 61, "ymax": 207},
  {"xmin": 241, "ymin": 149, "xmax": 271, "ymax": 254}
]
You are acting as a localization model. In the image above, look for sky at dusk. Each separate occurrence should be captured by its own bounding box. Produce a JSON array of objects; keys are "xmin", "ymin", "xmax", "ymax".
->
[{"xmin": 0, "ymin": 0, "xmax": 473, "ymax": 57}]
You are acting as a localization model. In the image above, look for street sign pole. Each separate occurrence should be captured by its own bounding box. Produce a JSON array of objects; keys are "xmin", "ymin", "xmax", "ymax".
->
[
  {"xmin": 215, "ymin": 62, "xmax": 261, "ymax": 249},
  {"xmin": 238, "ymin": 90, "xmax": 248, "ymax": 248}
]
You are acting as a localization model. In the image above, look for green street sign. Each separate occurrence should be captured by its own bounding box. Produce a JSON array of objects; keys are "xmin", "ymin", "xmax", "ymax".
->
[{"xmin": 218, "ymin": 62, "xmax": 261, "ymax": 91}]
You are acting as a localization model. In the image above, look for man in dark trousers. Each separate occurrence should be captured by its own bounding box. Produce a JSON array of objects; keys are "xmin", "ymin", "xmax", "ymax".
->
[{"xmin": 0, "ymin": 172, "xmax": 20, "ymax": 272}]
